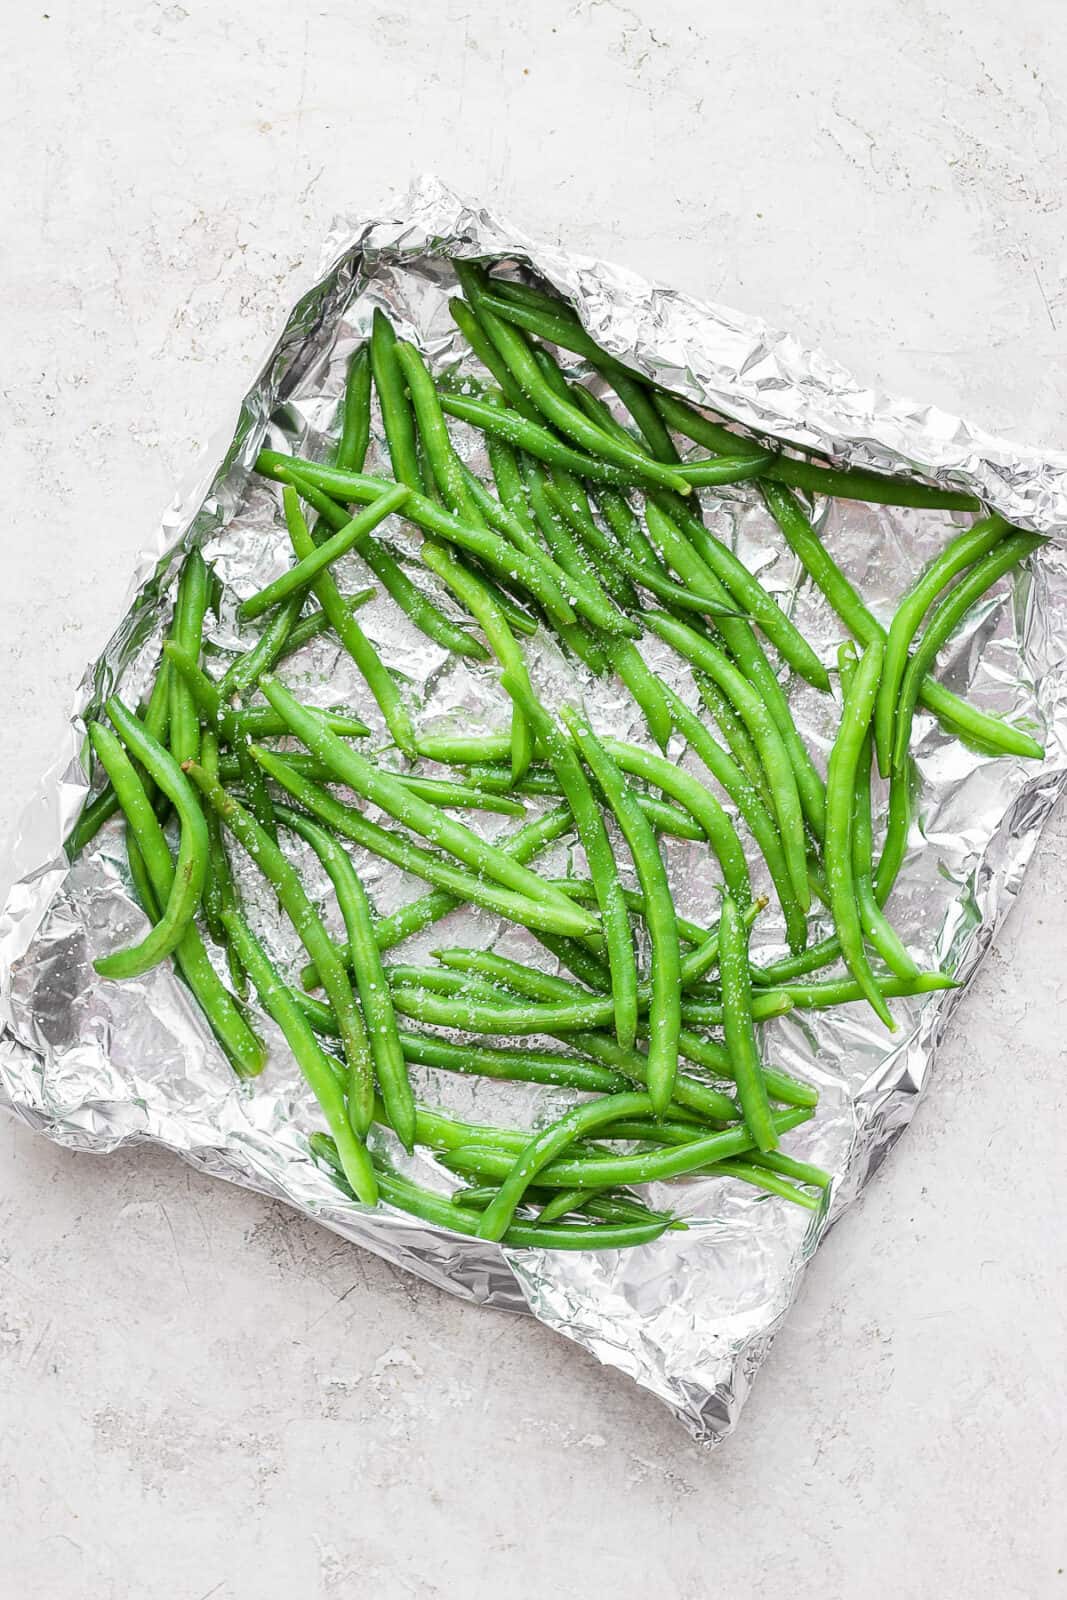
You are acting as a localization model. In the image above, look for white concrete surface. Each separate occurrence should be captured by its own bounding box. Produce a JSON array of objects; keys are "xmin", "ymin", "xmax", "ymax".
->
[{"xmin": 2, "ymin": 2, "xmax": 1067, "ymax": 1595}]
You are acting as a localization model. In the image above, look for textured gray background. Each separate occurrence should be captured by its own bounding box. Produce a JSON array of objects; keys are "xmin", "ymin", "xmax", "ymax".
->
[{"xmin": 3, "ymin": 3, "xmax": 1066, "ymax": 1596}]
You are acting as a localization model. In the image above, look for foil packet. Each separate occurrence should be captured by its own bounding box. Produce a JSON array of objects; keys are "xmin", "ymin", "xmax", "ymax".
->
[{"xmin": 2, "ymin": 175, "xmax": 1066, "ymax": 1446}]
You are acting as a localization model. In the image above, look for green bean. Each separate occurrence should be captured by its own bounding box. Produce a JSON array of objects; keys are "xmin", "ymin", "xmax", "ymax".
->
[
  {"xmin": 650, "ymin": 493, "xmax": 831, "ymax": 693},
  {"xmin": 694, "ymin": 1159, "xmax": 822, "ymax": 1210},
  {"xmin": 298, "ymin": 801, "xmax": 574, "ymax": 989},
  {"xmin": 198, "ymin": 728, "xmax": 231, "ymax": 946},
  {"xmin": 559, "ymin": 706, "xmax": 681, "ymax": 1115},
  {"xmin": 218, "ymin": 592, "xmax": 304, "ymax": 702},
  {"xmin": 851, "ymin": 727, "xmax": 919, "ymax": 979},
  {"xmin": 873, "ymin": 764, "xmax": 912, "ymax": 905},
  {"xmin": 600, "ymin": 734, "xmax": 751, "ymax": 904},
  {"xmin": 67, "ymin": 659, "xmax": 172, "ymax": 859},
  {"xmin": 642, "ymin": 612, "xmax": 808, "ymax": 908},
  {"xmin": 718, "ymin": 891, "xmax": 778, "ymax": 1151},
  {"xmin": 824, "ymin": 640, "xmax": 897, "ymax": 1028},
  {"xmin": 654, "ymin": 389, "xmax": 982, "ymax": 512},
  {"xmin": 693, "ymin": 672, "xmax": 775, "ymax": 812},
  {"xmin": 184, "ymin": 762, "xmax": 376, "ymax": 1132},
  {"xmin": 222, "ymin": 912, "xmax": 377, "ymax": 1203},
  {"xmin": 431, "ymin": 1105, "xmax": 812, "ymax": 1191},
  {"xmin": 600, "ymin": 363, "xmax": 680, "ymax": 461},
  {"xmin": 286, "ymin": 459, "xmax": 579, "ymax": 634},
  {"xmin": 448, "ymin": 297, "xmax": 536, "ymax": 414},
  {"xmin": 268, "ymin": 464, "xmax": 486, "ymax": 662},
  {"xmin": 544, "ymin": 468, "xmax": 639, "ymax": 609},
  {"xmin": 760, "ymin": 481, "xmax": 1044, "ymax": 763},
  {"xmin": 678, "ymin": 989, "xmax": 794, "ymax": 1025},
  {"xmin": 221, "ymin": 751, "xmax": 525, "ymax": 815},
  {"xmin": 466, "ymin": 289, "xmax": 632, "ymax": 377},
  {"xmin": 775, "ymin": 971, "xmax": 955, "ymax": 1009},
  {"xmin": 893, "ymin": 533, "xmax": 1044, "ymax": 772},
  {"xmin": 520, "ymin": 459, "xmax": 639, "ymax": 638},
  {"xmin": 432, "ymin": 950, "xmax": 742, "ymax": 1127},
  {"xmin": 280, "ymin": 485, "xmax": 415, "ymax": 755},
  {"xmin": 675, "ymin": 1028, "xmax": 815, "ymax": 1108},
  {"xmin": 454, "ymin": 266, "xmax": 694, "ymax": 497},
  {"xmin": 752, "ymin": 936, "xmax": 842, "ymax": 986},
  {"xmin": 386, "ymin": 984, "xmax": 626, "ymax": 1035},
  {"xmin": 477, "ymin": 1091, "xmax": 660, "ymax": 1239},
  {"xmin": 167, "ymin": 549, "xmax": 211, "ymax": 767},
  {"xmin": 93, "ymin": 699, "xmax": 209, "ymax": 980},
  {"xmin": 664, "ymin": 687, "xmax": 808, "ymax": 953},
  {"xmin": 278, "ymin": 807, "xmax": 415, "ymax": 1152},
  {"xmin": 312, "ymin": 1137, "xmax": 673, "ymax": 1249},
  {"xmin": 87, "ymin": 722, "xmax": 265, "ymax": 1076},
  {"xmin": 420, "ymin": 540, "xmax": 534, "ymax": 783},
  {"xmin": 370, "ymin": 308, "xmax": 424, "ymax": 491},
  {"xmin": 239, "ymin": 484, "xmax": 410, "ymax": 622},
  {"xmin": 254, "ymin": 749, "xmax": 585, "ymax": 939},
  {"xmin": 536, "ymin": 1188, "xmax": 601, "ymax": 1225},
  {"xmin": 397, "ymin": 1029, "xmax": 627, "ymax": 1093},
  {"xmin": 875, "ymin": 515, "xmax": 1011, "ymax": 775},
  {"xmin": 744, "ymin": 1149, "xmax": 832, "ymax": 1191},
  {"xmin": 395, "ymin": 340, "xmax": 489, "ymax": 526},
  {"xmin": 438, "ymin": 390, "xmax": 669, "ymax": 490},
  {"xmin": 275, "ymin": 587, "xmax": 375, "ymax": 661},
  {"xmin": 584, "ymin": 487, "xmax": 735, "ymax": 616},
  {"xmin": 457, "ymin": 765, "xmax": 707, "ymax": 841},
  {"xmin": 257, "ymin": 677, "xmax": 594, "ymax": 934},
  {"xmin": 547, "ymin": 876, "xmax": 711, "ymax": 946},
  {"xmin": 501, "ymin": 677, "xmax": 638, "ymax": 1048},
  {"xmin": 335, "ymin": 344, "xmax": 372, "ymax": 473},
  {"xmin": 643, "ymin": 498, "xmax": 746, "ymax": 617}
]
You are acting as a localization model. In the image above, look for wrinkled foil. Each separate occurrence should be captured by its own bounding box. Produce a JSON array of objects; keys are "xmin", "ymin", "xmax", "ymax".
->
[{"xmin": 3, "ymin": 176, "xmax": 1066, "ymax": 1447}]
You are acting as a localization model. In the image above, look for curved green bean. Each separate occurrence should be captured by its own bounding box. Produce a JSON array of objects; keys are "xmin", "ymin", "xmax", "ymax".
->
[
  {"xmin": 560, "ymin": 705, "xmax": 681, "ymax": 1115},
  {"xmin": 88, "ymin": 722, "xmax": 265, "ymax": 1076},
  {"xmin": 279, "ymin": 807, "xmax": 415, "ymax": 1153},
  {"xmin": 94, "ymin": 699, "xmax": 209, "ymax": 980},
  {"xmin": 893, "ymin": 533, "xmax": 1044, "ymax": 772},
  {"xmin": 222, "ymin": 911, "xmax": 377, "ymax": 1204},
  {"xmin": 643, "ymin": 611, "xmax": 808, "ymax": 908},
  {"xmin": 184, "ymin": 762, "xmax": 376, "ymax": 1132},
  {"xmin": 875, "ymin": 515, "xmax": 1010, "ymax": 774},
  {"xmin": 761, "ymin": 480, "xmax": 1044, "ymax": 763}
]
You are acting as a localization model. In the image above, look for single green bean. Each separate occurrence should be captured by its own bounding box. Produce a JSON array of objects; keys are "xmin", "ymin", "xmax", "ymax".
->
[
  {"xmin": 718, "ymin": 892, "xmax": 778, "ymax": 1151},
  {"xmin": 665, "ymin": 687, "xmax": 808, "ymax": 953},
  {"xmin": 167, "ymin": 549, "xmax": 211, "ymax": 768},
  {"xmin": 502, "ymin": 679, "xmax": 638, "ymax": 1049},
  {"xmin": 600, "ymin": 734, "xmax": 751, "ymax": 904},
  {"xmin": 370, "ymin": 308, "xmax": 424, "ymax": 490},
  {"xmin": 478, "ymin": 1091, "xmax": 660, "ymax": 1239},
  {"xmin": 219, "ymin": 592, "xmax": 304, "ymax": 701},
  {"xmin": 654, "ymin": 389, "xmax": 982, "ymax": 511},
  {"xmin": 775, "ymin": 971, "xmax": 955, "ymax": 1009},
  {"xmin": 398, "ymin": 1029, "xmax": 627, "ymax": 1093},
  {"xmin": 336, "ymin": 344, "xmax": 372, "ymax": 473}
]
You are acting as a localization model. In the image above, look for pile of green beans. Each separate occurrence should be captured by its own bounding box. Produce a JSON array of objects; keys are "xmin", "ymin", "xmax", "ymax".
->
[{"xmin": 69, "ymin": 261, "xmax": 1047, "ymax": 1250}]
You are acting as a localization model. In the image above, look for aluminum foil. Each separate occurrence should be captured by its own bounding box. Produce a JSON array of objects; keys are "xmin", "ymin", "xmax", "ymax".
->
[{"xmin": 3, "ymin": 174, "xmax": 1066, "ymax": 1446}]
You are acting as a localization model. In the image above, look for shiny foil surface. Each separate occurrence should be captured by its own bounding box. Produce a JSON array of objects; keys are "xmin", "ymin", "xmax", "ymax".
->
[{"xmin": 2, "ymin": 176, "xmax": 1066, "ymax": 1445}]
